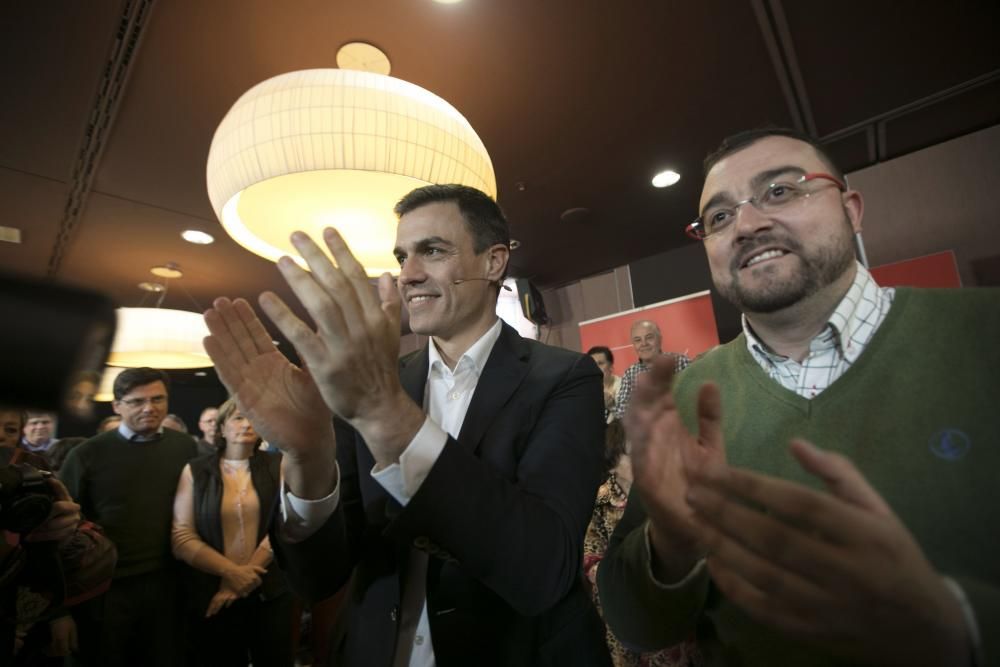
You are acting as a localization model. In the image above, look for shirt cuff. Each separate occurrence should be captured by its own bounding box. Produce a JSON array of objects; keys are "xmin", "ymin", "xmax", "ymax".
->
[
  {"xmin": 372, "ymin": 417, "xmax": 448, "ymax": 506},
  {"xmin": 942, "ymin": 576, "xmax": 982, "ymax": 666},
  {"xmin": 280, "ymin": 461, "xmax": 340, "ymax": 543},
  {"xmin": 643, "ymin": 520, "xmax": 706, "ymax": 589}
]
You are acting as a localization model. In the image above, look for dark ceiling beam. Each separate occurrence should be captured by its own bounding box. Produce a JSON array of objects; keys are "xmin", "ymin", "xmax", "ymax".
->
[
  {"xmin": 46, "ymin": 0, "xmax": 157, "ymax": 277},
  {"xmin": 819, "ymin": 68, "xmax": 1000, "ymax": 161},
  {"xmin": 750, "ymin": 0, "xmax": 818, "ymax": 136}
]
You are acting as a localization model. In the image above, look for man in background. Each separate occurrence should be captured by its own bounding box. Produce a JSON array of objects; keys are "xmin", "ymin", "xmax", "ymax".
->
[
  {"xmin": 61, "ymin": 367, "xmax": 197, "ymax": 666},
  {"xmin": 195, "ymin": 406, "xmax": 218, "ymax": 456},
  {"xmin": 613, "ymin": 321, "xmax": 689, "ymax": 420}
]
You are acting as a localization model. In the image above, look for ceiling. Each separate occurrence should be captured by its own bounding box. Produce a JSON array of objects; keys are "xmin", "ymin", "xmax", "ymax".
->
[{"xmin": 3, "ymin": 0, "xmax": 1000, "ymax": 342}]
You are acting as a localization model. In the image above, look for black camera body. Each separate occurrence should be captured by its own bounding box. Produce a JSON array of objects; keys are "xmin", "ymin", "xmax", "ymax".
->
[{"xmin": 0, "ymin": 462, "xmax": 54, "ymax": 534}]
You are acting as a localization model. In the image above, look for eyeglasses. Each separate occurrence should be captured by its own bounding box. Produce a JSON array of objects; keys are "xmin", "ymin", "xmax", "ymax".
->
[
  {"xmin": 118, "ymin": 395, "xmax": 167, "ymax": 408},
  {"xmin": 686, "ymin": 172, "xmax": 846, "ymax": 241}
]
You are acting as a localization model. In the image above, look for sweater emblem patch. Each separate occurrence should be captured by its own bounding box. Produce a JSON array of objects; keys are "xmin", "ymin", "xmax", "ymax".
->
[{"xmin": 929, "ymin": 429, "xmax": 971, "ymax": 461}]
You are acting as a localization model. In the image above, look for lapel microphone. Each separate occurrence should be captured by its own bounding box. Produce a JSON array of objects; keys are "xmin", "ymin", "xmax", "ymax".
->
[{"xmin": 452, "ymin": 278, "xmax": 512, "ymax": 291}]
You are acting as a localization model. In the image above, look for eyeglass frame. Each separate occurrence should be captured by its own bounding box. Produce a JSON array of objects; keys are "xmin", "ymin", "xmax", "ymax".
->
[
  {"xmin": 685, "ymin": 172, "xmax": 847, "ymax": 241},
  {"xmin": 116, "ymin": 395, "xmax": 168, "ymax": 409}
]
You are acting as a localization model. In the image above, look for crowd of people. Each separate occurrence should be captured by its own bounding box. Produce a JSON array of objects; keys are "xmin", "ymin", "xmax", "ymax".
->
[{"xmin": 2, "ymin": 126, "xmax": 995, "ymax": 667}]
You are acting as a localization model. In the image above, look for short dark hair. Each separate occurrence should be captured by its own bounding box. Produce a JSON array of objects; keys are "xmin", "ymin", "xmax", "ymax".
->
[
  {"xmin": 394, "ymin": 184, "xmax": 511, "ymax": 255},
  {"xmin": 113, "ymin": 367, "xmax": 169, "ymax": 400},
  {"xmin": 703, "ymin": 126, "xmax": 844, "ymax": 182},
  {"xmin": 604, "ymin": 420, "xmax": 627, "ymax": 473},
  {"xmin": 586, "ymin": 345, "xmax": 614, "ymax": 365}
]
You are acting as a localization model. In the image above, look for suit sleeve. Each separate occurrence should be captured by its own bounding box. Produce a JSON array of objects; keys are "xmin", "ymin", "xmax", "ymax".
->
[
  {"xmin": 271, "ymin": 417, "xmax": 364, "ymax": 604},
  {"xmin": 383, "ymin": 353, "xmax": 606, "ymax": 616},
  {"xmin": 950, "ymin": 576, "xmax": 999, "ymax": 667},
  {"xmin": 596, "ymin": 486, "xmax": 710, "ymax": 650}
]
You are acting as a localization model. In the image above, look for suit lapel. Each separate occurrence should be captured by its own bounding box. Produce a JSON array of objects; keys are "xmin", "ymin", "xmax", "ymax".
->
[
  {"xmin": 457, "ymin": 323, "xmax": 530, "ymax": 454},
  {"xmin": 399, "ymin": 346, "xmax": 429, "ymax": 407}
]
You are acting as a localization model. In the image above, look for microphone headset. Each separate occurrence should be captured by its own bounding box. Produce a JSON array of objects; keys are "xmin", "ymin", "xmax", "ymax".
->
[{"xmin": 452, "ymin": 278, "xmax": 512, "ymax": 291}]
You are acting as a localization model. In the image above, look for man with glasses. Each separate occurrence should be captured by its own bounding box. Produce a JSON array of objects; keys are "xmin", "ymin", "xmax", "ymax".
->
[
  {"xmin": 598, "ymin": 127, "xmax": 998, "ymax": 666},
  {"xmin": 62, "ymin": 367, "xmax": 198, "ymax": 666}
]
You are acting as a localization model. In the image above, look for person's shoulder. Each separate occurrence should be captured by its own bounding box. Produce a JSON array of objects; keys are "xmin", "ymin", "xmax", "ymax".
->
[
  {"xmin": 892, "ymin": 287, "xmax": 1000, "ymax": 329},
  {"xmin": 161, "ymin": 429, "xmax": 200, "ymax": 453},
  {"xmin": 901, "ymin": 286, "xmax": 1000, "ymax": 307},
  {"xmin": 62, "ymin": 430, "xmax": 119, "ymax": 467},
  {"xmin": 517, "ymin": 335, "xmax": 600, "ymax": 379},
  {"xmin": 675, "ymin": 338, "xmax": 745, "ymax": 384}
]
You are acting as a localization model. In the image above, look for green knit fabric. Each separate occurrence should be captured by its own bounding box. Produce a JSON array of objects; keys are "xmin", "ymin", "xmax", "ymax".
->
[
  {"xmin": 60, "ymin": 428, "xmax": 198, "ymax": 579},
  {"xmin": 602, "ymin": 287, "xmax": 1000, "ymax": 666}
]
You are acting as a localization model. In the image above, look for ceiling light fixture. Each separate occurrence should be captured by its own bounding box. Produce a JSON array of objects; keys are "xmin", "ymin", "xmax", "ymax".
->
[
  {"xmin": 108, "ymin": 307, "xmax": 211, "ymax": 369},
  {"xmin": 94, "ymin": 366, "xmax": 124, "ymax": 402},
  {"xmin": 206, "ymin": 60, "xmax": 496, "ymax": 276},
  {"xmin": 110, "ymin": 265, "xmax": 212, "ymax": 369},
  {"xmin": 652, "ymin": 170, "xmax": 681, "ymax": 188},
  {"xmin": 150, "ymin": 262, "xmax": 183, "ymax": 279},
  {"xmin": 182, "ymin": 230, "xmax": 215, "ymax": 245}
]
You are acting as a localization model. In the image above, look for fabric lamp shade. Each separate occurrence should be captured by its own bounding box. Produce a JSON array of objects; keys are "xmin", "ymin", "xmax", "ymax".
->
[
  {"xmin": 108, "ymin": 308, "xmax": 212, "ymax": 369},
  {"xmin": 94, "ymin": 366, "xmax": 125, "ymax": 402},
  {"xmin": 206, "ymin": 68, "xmax": 497, "ymax": 276}
]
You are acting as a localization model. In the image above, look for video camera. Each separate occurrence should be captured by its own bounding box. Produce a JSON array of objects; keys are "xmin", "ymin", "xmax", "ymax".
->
[
  {"xmin": 0, "ymin": 462, "xmax": 54, "ymax": 534},
  {"xmin": 0, "ymin": 271, "xmax": 115, "ymax": 533}
]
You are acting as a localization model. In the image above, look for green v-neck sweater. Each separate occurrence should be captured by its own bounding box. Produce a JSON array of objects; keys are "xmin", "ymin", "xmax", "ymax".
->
[{"xmin": 600, "ymin": 287, "xmax": 1000, "ymax": 666}]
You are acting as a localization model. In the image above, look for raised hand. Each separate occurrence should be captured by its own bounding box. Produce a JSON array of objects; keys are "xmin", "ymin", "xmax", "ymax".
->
[
  {"xmin": 625, "ymin": 357, "xmax": 726, "ymax": 582},
  {"xmin": 257, "ymin": 229, "xmax": 425, "ymax": 466},
  {"xmin": 686, "ymin": 439, "xmax": 970, "ymax": 667},
  {"xmin": 203, "ymin": 297, "xmax": 334, "ymax": 466}
]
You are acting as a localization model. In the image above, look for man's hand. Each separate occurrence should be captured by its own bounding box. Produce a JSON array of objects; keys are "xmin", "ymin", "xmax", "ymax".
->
[
  {"xmin": 46, "ymin": 615, "xmax": 77, "ymax": 657},
  {"xmin": 205, "ymin": 586, "xmax": 240, "ymax": 618},
  {"xmin": 26, "ymin": 479, "xmax": 80, "ymax": 543},
  {"xmin": 686, "ymin": 439, "xmax": 971, "ymax": 667},
  {"xmin": 220, "ymin": 563, "xmax": 266, "ymax": 597},
  {"xmin": 256, "ymin": 229, "xmax": 424, "ymax": 466},
  {"xmin": 625, "ymin": 358, "xmax": 726, "ymax": 582},
  {"xmin": 204, "ymin": 296, "xmax": 338, "ymax": 499},
  {"xmin": 204, "ymin": 297, "xmax": 334, "ymax": 463}
]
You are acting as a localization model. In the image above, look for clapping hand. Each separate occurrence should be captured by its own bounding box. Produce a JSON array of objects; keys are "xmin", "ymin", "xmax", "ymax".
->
[{"xmin": 685, "ymin": 439, "xmax": 971, "ymax": 667}]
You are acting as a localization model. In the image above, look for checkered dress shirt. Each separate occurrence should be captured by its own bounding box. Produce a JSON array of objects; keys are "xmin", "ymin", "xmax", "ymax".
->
[
  {"xmin": 744, "ymin": 263, "xmax": 895, "ymax": 399},
  {"xmin": 614, "ymin": 352, "xmax": 691, "ymax": 420}
]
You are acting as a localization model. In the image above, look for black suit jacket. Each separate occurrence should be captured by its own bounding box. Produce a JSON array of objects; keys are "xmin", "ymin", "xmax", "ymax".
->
[{"xmin": 275, "ymin": 323, "xmax": 612, "ymax": 666}]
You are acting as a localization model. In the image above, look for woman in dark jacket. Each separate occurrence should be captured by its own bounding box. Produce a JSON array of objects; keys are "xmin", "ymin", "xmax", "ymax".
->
[{"xmin": 171, "ymin": 398, "xmax": 294, "ymax": 666}]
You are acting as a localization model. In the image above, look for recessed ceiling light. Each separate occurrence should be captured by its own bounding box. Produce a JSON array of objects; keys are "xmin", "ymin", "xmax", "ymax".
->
[
  {"xmin": 182, "ymin": 230, "xmax": 214, "ymax": 245},
  {"xmin": 150, "ymin": 263, "xmax": 183, "ymax": 279},
  {"xmin": 652, "ymin": 170, "xmax": 681, "ymax": 188},
  {"xmin": 138, "ymin": 281, "xmax": 166, "ymax": 292}
]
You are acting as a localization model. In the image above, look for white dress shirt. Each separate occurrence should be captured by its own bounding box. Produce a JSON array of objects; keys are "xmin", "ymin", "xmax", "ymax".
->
[{"xmin": 282, "ymin": 318, "xmax": 504, "ymax": 667}]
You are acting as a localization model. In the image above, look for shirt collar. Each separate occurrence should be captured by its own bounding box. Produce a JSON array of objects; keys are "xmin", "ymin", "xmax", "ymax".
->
[
  {"xmin": 118, "ymin": 423, "xmax": 164, "ymax": 442},
  {"xmin": 427, "ymin": 318, "xmax": 503, "ymax": 379},
  {"xmin": 20, "ymin": 437, "xmax": 52, "ymax": 452},
  {"xmin": 742, "ymin": 261, "xmax": 882, "ymax": 360}
]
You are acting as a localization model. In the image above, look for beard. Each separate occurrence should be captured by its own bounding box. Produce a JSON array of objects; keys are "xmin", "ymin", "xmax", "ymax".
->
[{"xmin": 716, "ymin": 219, "xmax": 856, "ymax": 314}]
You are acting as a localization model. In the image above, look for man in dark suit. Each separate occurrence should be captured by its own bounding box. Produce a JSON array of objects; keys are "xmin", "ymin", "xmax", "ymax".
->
[{"xmin": 202, "ymin": 184, "xmax": 611, "ymax": 666}]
